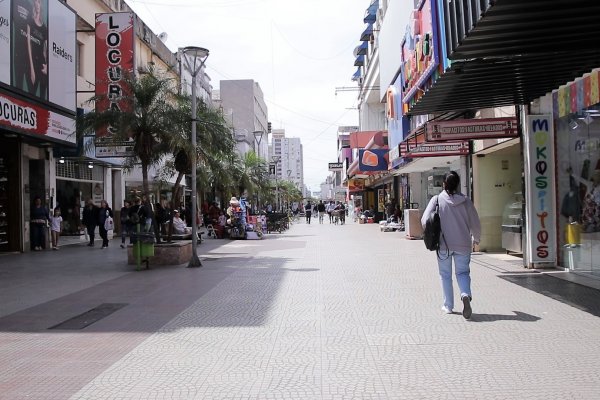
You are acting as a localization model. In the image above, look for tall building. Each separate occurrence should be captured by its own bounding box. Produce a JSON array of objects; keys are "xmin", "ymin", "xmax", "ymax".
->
[
  {"xmin": 217, "ymin": 80, "xmax": 269, "ymax": 158},
  {"xmin": 269, "ymin": 129, "xmax": 305, "ymax": 197}
]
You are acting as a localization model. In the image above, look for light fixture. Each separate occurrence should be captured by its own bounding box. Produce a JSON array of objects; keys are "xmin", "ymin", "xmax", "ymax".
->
[
  {"xmin": 88, "ymin": 162, "xmax": 93, "ymax": 169},
  {"xmin": 59, "ymin": 158, "xmax": 65, "ymax": 164}
]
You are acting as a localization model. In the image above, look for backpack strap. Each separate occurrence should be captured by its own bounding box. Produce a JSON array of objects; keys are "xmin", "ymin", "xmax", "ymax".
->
[{"xmin": 435, "ymin": 195, "xmax": 450, "ymax": 260}]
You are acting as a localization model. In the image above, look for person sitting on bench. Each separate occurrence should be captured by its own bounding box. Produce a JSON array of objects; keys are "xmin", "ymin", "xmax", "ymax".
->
[{"xmin": 172, "ymin": 210, "xmax": 191, "ymax": 234}]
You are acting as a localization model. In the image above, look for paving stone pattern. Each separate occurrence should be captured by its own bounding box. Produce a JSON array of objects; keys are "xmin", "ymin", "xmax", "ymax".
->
[{"xmin": 1, "ymin": 221, "xmax": 600, "ymax": 399}]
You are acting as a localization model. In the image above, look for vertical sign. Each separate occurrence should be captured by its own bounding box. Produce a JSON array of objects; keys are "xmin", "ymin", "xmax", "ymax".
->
[
  {"xmin": 525, "ymin": 115, "xmax": 556, "ymax": 265},
  {"xmin": 377, "ymin": 188, "xmax": 385, "ymax": 212},
  {"xmin": 95, "ymin": 12, "xmax": 134, "ymax": 157},
  {"xmin": 0, "ymin": 0, "xmax": 10, "ymax": 84}
]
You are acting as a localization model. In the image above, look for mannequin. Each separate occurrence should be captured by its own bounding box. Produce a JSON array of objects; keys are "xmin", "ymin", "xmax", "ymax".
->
[{"xmin": 581, "ymin": 169, "xmax": 600, "ymax": 232}]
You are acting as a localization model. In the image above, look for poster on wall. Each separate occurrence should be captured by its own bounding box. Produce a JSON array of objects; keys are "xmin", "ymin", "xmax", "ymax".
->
[
  {"xmin": 377, "ymin": 189, "xmax": 385, "ymax": 212},
  {"xmin": 0, "ymin": 0, "xmax": 10, "ymax": 84},
  {"xmin": 525, "ymin": 115, "xmax": 556, "ymax": 266},
  {"xmin": 1, "ymin": 0, "xmax": 75, "ymax": 113}
]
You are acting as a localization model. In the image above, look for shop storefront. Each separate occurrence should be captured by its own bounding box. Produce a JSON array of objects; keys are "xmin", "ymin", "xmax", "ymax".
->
[{"xmin": 549, "ymin": 71, "xmax": 600, "ymax": 275}]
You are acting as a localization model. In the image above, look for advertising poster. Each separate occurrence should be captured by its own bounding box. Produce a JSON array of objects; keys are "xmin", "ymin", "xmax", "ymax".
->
[
  {"xmin": 358, "ymin": 148, "xmax": 389, "ymax": 171},
  {"xmin": 377, "ymin": 189, "xmax": 385, "ymax": 212},
  {"xmin": 48, "ymin": 0, "xmax": 75, "ymax": 111},
  {"xmin": 0, "ymin": 0, "xmax": 10, "ymax": 84},
  {"xmin": 12, "ymin": 0, "xmax": 49, "ymax": 101}
]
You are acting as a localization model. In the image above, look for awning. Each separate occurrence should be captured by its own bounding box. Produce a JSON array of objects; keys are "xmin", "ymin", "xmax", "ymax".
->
[
  {"xmin": 354, "ymin": 55, "xmax": 365, "ymax": 67},
  {"xmin": 354, "ymin": 42, "xmax": 368, "ymax": 56},
  {"xmin": 360, "ymin": 24, "xmax": 373, "ymax": 42},
  {"xmin": 406, "ymin": 0, "xmax": 600, "ymax": 115},
  {"xmin": 363, "ymin": 0, "xmax": 379, "ymax": 24}
]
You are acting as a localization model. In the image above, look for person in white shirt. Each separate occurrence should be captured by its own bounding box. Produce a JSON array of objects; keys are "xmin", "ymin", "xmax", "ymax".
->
[
  {"xmin": 49, "ymin": 208, "xmax": 63, "ymax": 250},
  {"xmin": 172, "ymin": 210, "xmax": 191, "ymax": 234}
]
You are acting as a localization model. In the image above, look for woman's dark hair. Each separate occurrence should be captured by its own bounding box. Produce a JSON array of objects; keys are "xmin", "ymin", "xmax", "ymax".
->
[{"xmin": 444, "ymin": 171, "xmax": 460, "ymax": 195}]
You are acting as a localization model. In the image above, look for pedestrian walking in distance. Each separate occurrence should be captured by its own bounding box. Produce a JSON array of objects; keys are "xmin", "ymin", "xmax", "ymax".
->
[{"xmin": 421, "ymin": 171, "xmax": 481, "ymax": 319}]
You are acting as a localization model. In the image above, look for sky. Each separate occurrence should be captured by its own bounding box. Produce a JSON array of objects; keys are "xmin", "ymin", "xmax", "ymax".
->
[{"xmin": 124, "ymin": 0, "xmax": 371, "ymax": 193}]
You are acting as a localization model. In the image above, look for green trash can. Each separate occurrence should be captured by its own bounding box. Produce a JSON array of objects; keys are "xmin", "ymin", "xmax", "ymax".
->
[{"xmin": 132, "ymin": 231, "xmax": 155, "ymax": 269}]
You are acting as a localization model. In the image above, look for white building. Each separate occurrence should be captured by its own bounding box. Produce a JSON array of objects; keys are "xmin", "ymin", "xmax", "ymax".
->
[{"xmin": 269, "ymin": 129, "xmax": 305, "ymax": 197}]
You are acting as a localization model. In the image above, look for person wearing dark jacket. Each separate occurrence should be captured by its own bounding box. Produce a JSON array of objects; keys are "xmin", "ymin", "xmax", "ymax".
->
[
  {"xmin": 82, "ymin": 199, "xmax": 98, "ymax": 247},
  {"xmin": 98, "ymin": 200, "xmax": 113, "ymax": 249},
  {"xmin": 30, "ymin": 196, "xmax": 49, "ymax": 250},
  {"xmin": 120, "ymin": 200, "xmax": 133, "ymax": 248}
]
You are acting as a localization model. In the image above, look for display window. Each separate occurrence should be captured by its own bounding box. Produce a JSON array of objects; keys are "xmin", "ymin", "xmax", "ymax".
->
[{"xmin": 556, "ymin": 105, "xmax": 600, "ymax": 275}]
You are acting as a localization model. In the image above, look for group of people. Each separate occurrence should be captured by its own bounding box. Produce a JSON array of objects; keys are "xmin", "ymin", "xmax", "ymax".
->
[{"xmin": 303, "ymin": 200, "xmax": 346, "ymax": 225}]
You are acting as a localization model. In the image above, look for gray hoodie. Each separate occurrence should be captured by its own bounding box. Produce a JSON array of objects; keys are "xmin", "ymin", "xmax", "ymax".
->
[{"xmin": 421, "ymin": 191, "xmax": 481, "ymax": 254}]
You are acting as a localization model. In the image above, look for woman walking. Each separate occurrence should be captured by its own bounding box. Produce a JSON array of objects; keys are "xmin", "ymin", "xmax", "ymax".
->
[{"xmin": 421, "ymin": 171, "xmax": 481, "ymax": 319}]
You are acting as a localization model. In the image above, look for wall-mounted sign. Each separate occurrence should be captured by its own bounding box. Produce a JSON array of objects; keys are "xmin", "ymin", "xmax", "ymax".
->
[
  {"xmin": 95, "ymin": 12, "xmax": 135, "ymax": 157},
  {"xmin": 401, "ymin": 141, "xmax": 469, "ymax": 158},
  {"xmin": 358, "ymin": 149, "xmax": 389, "ymax": 171},
  {"xmin": 525, "ymin": 115, "xmax": 556, "ymax": 265},
  {"xmin": 328, "ymin": 162, "xmax": 343, "ymax": 171},
  {"xmin": 0, "ymin": 91, "xmax": 75, "ymax": 144},
  {"xmin": 269, "ymin": 163, "xmax": 276, "ymax": 176},
  {"xmin": 425, "ymin": 117, "xmax": 518, "ymax": 142}
]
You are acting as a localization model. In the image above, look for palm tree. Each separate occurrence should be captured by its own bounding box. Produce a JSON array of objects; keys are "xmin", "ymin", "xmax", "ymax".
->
[
  {"xmin": 78, "ymin": 69, "xmax": 187, "ymax": 199},
  {"xmin": 234, "ymin": 151, "xmax": 270, "ymax": 200}
]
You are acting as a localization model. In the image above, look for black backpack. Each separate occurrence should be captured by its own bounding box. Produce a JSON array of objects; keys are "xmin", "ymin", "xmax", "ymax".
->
[{"xmin": 423, "ymin": 196, "xmax": 441, "ymax": 251}]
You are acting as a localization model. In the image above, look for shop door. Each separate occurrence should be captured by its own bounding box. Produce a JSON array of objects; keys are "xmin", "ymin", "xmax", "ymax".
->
[{"xmin": 0, "ymin": 139, "xmax": 20, "ymax": 252}]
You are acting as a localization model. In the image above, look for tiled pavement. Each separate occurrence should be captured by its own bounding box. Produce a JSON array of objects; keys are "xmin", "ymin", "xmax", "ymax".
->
[{"xmin": 1, "ymin": 221, "xmax": 600, "ymax": 399}]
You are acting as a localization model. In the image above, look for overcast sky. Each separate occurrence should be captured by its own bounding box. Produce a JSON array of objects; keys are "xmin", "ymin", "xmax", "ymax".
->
[{"xmin": 125, "ymin": 0, "xmax": 370, "ymax": 193}]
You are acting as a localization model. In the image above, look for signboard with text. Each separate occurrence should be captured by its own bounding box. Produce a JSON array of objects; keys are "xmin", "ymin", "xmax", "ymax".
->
[
  {"xmin": 425, "ymin": 118, "xmax": 518, "ymax": 142},
  {"xmin": 401, "ymin": 141, "xmax": 469, "ymax": 158},
  {"xmin": 525, "ymin": 115, "xmax": 556, "ymax": 266},
  {"xmin": 95, "ymin": 12, "xmax": 135, "ymax": 157},
  {"xmin": 0, "ymin": 91, "xmax": 75, "ymax": 144},
  {"xmin": 328, "ymin": 162, "xmax": 343, "ymax": 171}
]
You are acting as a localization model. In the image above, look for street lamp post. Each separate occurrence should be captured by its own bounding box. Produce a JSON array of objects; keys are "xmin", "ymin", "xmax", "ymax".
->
[
  {"xmin": 271, "ymin": 155, "xmax": 280, "ymax": 212},
  {"xmin": 182, "ymin": 46, "xmax": 209, "ymax": 268}
]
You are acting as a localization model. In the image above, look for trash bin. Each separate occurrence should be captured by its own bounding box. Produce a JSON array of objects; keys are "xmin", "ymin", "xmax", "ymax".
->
[{"xmin": 131, "ymin": 231, "xmax": 155, "ymax": 269}]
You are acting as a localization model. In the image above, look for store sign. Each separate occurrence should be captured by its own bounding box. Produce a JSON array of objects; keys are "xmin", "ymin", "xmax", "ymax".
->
[
  {"xmin": 401, "ymin": 0, "xmax": 440, "ymax": 105},
  {"xmin": 401, "ymin": 141, "xmax": 469, "ymax": 158},
  {"xmin": 526, "ymin": 115, "xmax": 556, "ymax": 265},
  {"xmin": 425, "ymin": 118, "xmax": 518, "ymax": 142},
  {"xmin": 0, "ymin": 91, "xmax": 75, "ymax": 144},
  {"xmin": 2, "ymin": 0, "xmax": 76, "ymax": 112},
  {"xmin": 95, "ymin": 12, "xmax": 135, "ymax": 156},
  {"xmin": 347, "ymin": 178, "xmax": 364, "ymax": 192},
  {"xmin": 269, "ymin": 163, "xmax": 276, "ymax": 176},
  {"xmin": 328, "ymin": 162, "xmax": 343, "ymax": 171},
  {"xmin": 358, "ymin": 149, "xmax": 388, "ymax": 171}
]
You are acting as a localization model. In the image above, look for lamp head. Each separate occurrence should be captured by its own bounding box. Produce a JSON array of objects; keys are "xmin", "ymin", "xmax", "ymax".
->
[
  {"xmin": 272, "ymin": 155, "xmax": 281, "ymax": 163},
  {"xmin": 182, "ymin": 46, "xmax": 209, "ymax": 59}
]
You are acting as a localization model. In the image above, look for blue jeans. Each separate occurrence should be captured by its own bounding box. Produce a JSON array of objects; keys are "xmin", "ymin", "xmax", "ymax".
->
[{"xmin": 437, "ymin": 251, "xmax": 472, "ymax": 310}]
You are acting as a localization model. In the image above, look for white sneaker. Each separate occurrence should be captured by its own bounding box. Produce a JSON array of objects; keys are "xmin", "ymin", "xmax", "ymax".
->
[{"xmin": 441, "ymin": 306, "xmax": 453, "ymax": 314}]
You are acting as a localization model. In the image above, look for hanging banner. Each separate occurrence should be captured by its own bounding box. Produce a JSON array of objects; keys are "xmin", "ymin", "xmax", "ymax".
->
[
  {"xmin": 358, "ymin": 148, "xmax": 389, "ymax": 171},
  {"xmin": 95, "ymin": 12, "xmax": 135, "ymax": 157},
  {"xmin": 401, "ymin": 141, "xmax": 469, "ymax": 158},
  {"xmin": 425, "ymin": 117, "xmax": 518, "ymax": 142},
  {"xmin": 525, "ymin": 115, "xmax": 556, "ymax": 266}
]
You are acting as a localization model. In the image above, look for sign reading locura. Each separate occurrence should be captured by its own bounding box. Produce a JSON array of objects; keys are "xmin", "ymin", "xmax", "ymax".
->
[
  {"xmin": 328, "ymin": 162, "xmax": 343, "ymax": 171},
  {"xmin": 425, "ymin": 118, "xmax": 518, "ymax": 142}
]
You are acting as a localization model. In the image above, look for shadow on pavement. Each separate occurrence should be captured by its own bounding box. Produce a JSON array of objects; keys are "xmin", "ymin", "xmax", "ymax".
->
[
  {"xmin": 499, "ymin": 273, "xmax": 600, "ymax": 318},
  {"xmin": 470, "ymin": 311, "xmax": 541, "ymax": 322}
]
